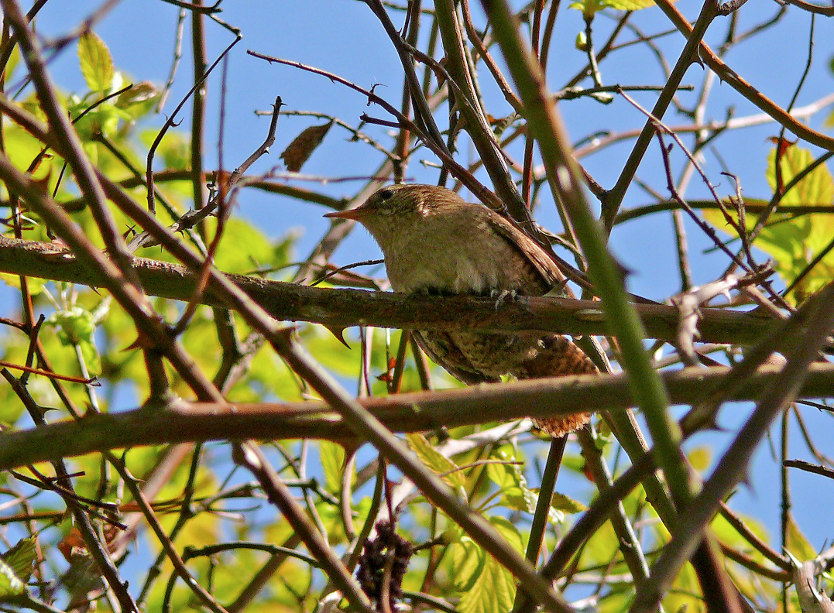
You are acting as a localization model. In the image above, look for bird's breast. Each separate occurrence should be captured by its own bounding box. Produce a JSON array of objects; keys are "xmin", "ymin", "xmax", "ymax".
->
[{"xmin": 381, "ymin": 215, "xmax": 523, "ymax": 294}]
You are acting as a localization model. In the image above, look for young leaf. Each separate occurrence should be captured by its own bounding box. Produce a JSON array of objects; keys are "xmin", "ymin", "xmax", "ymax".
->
[
  {"xmin": 45, "ymin": 306, "xmax": 101, "ymax": 375},
  {"xmin": 569, "ymin": 0, "xmax": 653, "ymax": 17},
  {"xmin": 78, "ymin": 32, "xmax": 114, "ymax": 92},
  {"xmin": 766, "ymin": 144, "xmax": 834, "ymax": 206},
  {"xmin": 0, "ymin": 273, "xmax": 45, "ymax": 295},
  {"xmin": 1, "ymin": 537, "xmax": 37, "ymax": 583},
  {"xmin": 490, "ymin": 516, "xmax": 525, "ymax": 551},
  {"xmin": 457, "ymin": 555, "xmax": 516, "ymax": 613},
  {"xmin": 457, "ymin": 519, "xmax": 522, "ymax": 613},
  {"xmin": 602, "ymin": 0, "xmax": 654, "ymax": 8},
  {"xmin": 0, "ymin": 558, "xmax": 25, "ymax": 598},
  {"xmin": 785, "ymin": 517, "xmax": 817, "ymax": 562},
  {"xmin": 486, "ymin": 450, "xmax": 543, "ymax": 516},
  {"xmin": 319, "ymin": 441, "xmax": 347, "ymax": 494},
  {"xmin": 449, "ymin": 537, "xmax": 485, "ymax": 591},
  {"xmin": 405, "ymin": 433, "xmax": 467, "ymax": 490},
  {"xmin": 705, "ymin": 144, "xmax": 834, "ymax": 301},
  {"xmin": 550, "ymin": 491, "xmax": 588, "ymax": 514},
  {"xmin": 116, "ymin": 81, "xmax": 158, "ymax": 108}
]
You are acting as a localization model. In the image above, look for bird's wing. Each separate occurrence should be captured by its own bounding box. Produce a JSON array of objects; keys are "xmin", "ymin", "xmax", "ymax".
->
[
  {"xmin": 483, "ymin": 208, "xmax": 567, "ymax": 296},
  {"xmin": 411, "ymin": 331, "xmax": 501, "ymax": 385}
]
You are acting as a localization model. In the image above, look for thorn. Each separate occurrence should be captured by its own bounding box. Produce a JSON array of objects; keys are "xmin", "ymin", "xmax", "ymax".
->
[{"xmin": 325, "ymin": 325, "xmax": 351, "ymax": 348}]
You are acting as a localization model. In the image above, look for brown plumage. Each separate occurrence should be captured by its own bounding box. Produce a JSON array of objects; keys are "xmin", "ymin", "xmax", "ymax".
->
[{"xmin": 325, "ymin": 184, "xmax": 597, "ymax": 437}]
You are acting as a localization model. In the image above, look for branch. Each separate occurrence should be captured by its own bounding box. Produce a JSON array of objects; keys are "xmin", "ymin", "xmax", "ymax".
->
[
  {"xmin": 632, "ymin": 284, "xmax": 834, "ymax": 611},
  {"xmin": 653, "ymin": 0, "xmax": 834, "ymax": 151},
  {"xmin": 1, "ymin": 363, "xmax": 832, "ymax": 471},
  {"xmin": 0, "ymin": 236, "xmax": 783, "ymax": 345}
]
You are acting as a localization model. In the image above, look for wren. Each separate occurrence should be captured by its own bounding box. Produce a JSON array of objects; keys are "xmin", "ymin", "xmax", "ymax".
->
[{"xmin": 326, "ymin": 184, "xmax": 597, "ymax": 436}]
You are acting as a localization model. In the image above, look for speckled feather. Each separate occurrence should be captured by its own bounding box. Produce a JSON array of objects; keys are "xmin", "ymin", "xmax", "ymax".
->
[{"xmin": 335, "ymin": 184, "xmax": 597, "ymax": 437}]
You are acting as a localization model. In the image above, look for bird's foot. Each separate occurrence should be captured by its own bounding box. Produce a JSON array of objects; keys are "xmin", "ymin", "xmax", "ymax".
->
[{"xmin": 490, "ymin": 289, "xmax": 519, "ymax": 311}]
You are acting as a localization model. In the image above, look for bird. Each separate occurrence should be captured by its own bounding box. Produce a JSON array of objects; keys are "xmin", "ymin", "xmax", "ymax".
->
[{"xmin": 325, "ymin": 183, "xmax": 597, "ymax": 437}]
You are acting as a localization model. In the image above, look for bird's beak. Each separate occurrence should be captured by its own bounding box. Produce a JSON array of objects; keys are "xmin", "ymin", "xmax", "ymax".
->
[{"xmin": 324, "ymin": 208, "xmax": 364, "ymax": 221}]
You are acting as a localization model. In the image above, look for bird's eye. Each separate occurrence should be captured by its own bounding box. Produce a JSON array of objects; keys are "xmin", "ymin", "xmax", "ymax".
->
[{"xmin": 379, "ymin": 189, "xmax": 394, "ymax": 201}]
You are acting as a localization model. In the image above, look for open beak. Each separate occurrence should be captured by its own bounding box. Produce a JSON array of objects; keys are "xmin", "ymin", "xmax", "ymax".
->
[{"xmin": 324, "ymin": 208, "xmax": 364, "ymax": 221}]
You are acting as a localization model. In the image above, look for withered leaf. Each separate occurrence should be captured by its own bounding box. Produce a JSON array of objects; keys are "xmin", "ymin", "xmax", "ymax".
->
[{"xmin": 280, "ymin": 122, "xmax": 333, "ymax": 172}]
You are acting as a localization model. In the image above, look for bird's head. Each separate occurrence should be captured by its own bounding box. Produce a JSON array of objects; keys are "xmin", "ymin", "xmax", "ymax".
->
[{"xmin": 324, "ymin": 184, "xmax": 465, "ymax": 249}]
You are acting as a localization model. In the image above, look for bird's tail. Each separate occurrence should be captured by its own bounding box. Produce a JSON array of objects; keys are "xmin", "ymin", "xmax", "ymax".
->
[{"xmin": 514, "ymin": 335, "xmax": 598, "ymax": 437}]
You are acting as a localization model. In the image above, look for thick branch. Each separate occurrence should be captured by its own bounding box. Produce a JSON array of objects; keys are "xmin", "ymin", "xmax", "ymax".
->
[
  {"xmin": 1, "ymin": 363, "xmax": 832, "ymax": 471},
  {"xmin": 0, "ymin": 235, "xmax": 780, "ymax": 345}
]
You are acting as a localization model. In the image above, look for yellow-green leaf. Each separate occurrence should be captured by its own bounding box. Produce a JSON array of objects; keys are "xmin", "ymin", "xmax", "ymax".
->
[
  {"xmin": 0, "ymin": 558, "xmax": 25, "ymax": 598},
  {"xmin": 405, "ymin": 433, "xmax": 467, "ymax": 490},
  {"xmin": 766, "ymin": 144, "xmax": 834, "ymax": 206},
  {"xmin": 569, "ymin": 0, "xmax": 654, "ymax": 16},
  {"xmin": 78, "ymin": 32, "xmax": 114, "ymax": 92},
  {"xmin": 604, "ymin": 0, "xmax": 654, "ymax": 8},
  {"xmin": 45, "ymin": 306, "xmax": 95, "ymax": 346},
  {"xmin": 449, "ymin": 537, "xmax": 484, "ymax": 591},
  {"xmin": 490, "ymin": 516, "xmax": 525, "ymax": 552},
  {"xmin": 550, "ymin": 491, "xmax": 588, "ymax": 514},
  {"xmin": 705, "ymin": 144, "xmax": 834, "ymax": 302},
  {"xmin": 687, "ymin": 445, "xmax": 712, "ymax": 472},
  {"xmin": 44, "ymin": 305, "xmax": 101, "ymax": 375},
  {"xmin": 485, "ymin": 450, "xmax": 523, "ymax": 491},
  {"xmin": 213, "ymin": 218, "xmax": 283, "ymax": 275},
  {"xmin": 0, "ymin": 273, "xmax": 45, "ymax": 295},
  {"xmin": 1, "ymin": 537, "xmax": 37, "ymax": 583},
  {"xmin": 458, "ymin": 545, "xmax": 516, "ymax": 613},
  {"xmin": 116, "ymin": 81, "xmax": 158, "ymax": 109},
  {"xmin": 319, "ymin": 441, "xmax": 346, "ymax": 494},
  {"xmin": 785, "ymin": 517, "xmax": 817, "ymax": 562}
]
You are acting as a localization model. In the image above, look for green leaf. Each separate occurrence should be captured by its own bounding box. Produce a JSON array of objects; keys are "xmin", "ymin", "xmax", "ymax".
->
[
  {"xmin": 319, "ymin": 441, "xmax": 346, "ymax": 494},
  {"xmin": 550, "ymin": 492, "xmax": 588, "ymax": 514},
  {"xmin": 687, "ymin": 446, "xmax": 712, "ymax": 472},
  {"xmin": 568, "ymin": 0, "xmax": 604, "ymax": 16},
  {"xmin": 489, "ymin": 516, "xmax": 525, "ymax": 552},
  {"xmin": 405, "ymin": 433, "xmax": 467, "ymax": 490},
  {"xmin": 73, "ymin": 103, "xmax": 123, "ymax": 141},
  {"xmin": 0, "ymin": 557, "xmax": 25, "ymax": 598},
  {"xmin": 44, "ymin": 305, "xmax": 101, "ymax": 375},
  {"xmin": 704, "ymin": 144, "xmax": 834, "ymax": 302},
  {"xmin": 449, "ymin": 537, "xmax": 485, "ymax": 591},
  {"xmin": 485, "ymin": 449, "xmax": 522, "ymax": 491},
  {"xmin": 0, "ymin": 273, "xmax": 46, "ymax": 295},
  {"xmin": 603, "ymin": 0, "xmax": 654, "ymax": 8},
  {"xmin": 569, "ymin": 0, "xmax": 653, "ymax": 16},
  {"xmin": 765, "ymin": 144, "xmax": 834, "ymax": 206},
  {"xmin": 1, "ymin": 537, "xmax": 37, "ymax": 583},
  {"xmin": 116, "ymin": 81, "xmax": 159, "ymax": 109},
  {"xmin": 503, "ymin": 488, "xmax": 538, "ymax": 514},
  {"xmin": 46, "ymin": 306, "xmax": 95, "ymax": 346},
  {"xmin": 458, "ymin": 544, "xmax": 516, "ymax": 613},
  {"xmin": 304, "ymin": 327, "xmax": 358, "ymax": 377},
  {"xmin": 78, "ymin": 32, "xmax": 114, "ymax": 92},
  {"xmin": 785, "ymin": 517, "xmax": 817, "ymax": 562},
  {"xmin": 141, "ymin": 129, "xmax": 190, "ymax": 171},
  {"xmin": 486, "ymin": 450, "xmax": 555, "ymax": 519},
  {"xmin": 448, "ymin": 520, "xmax": 522, "ymax": 612},
  {"xmin": 214, "ymin": 219, "xmax": 288, "ymax": 275},
  {"xmin": 825, "ymin": 106, "xmax": 834, "ymax": 129}
]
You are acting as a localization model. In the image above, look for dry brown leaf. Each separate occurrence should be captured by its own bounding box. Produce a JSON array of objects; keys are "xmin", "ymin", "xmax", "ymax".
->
[{"xmin": 280, "ymin": 122, "xmax": 332, "ymax": 172}]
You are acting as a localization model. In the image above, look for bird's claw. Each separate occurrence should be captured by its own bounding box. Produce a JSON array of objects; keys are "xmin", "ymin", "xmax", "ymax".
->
[{"xmin": 491, "ymin": 289, "xmax": 519, "ymax": 311}]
